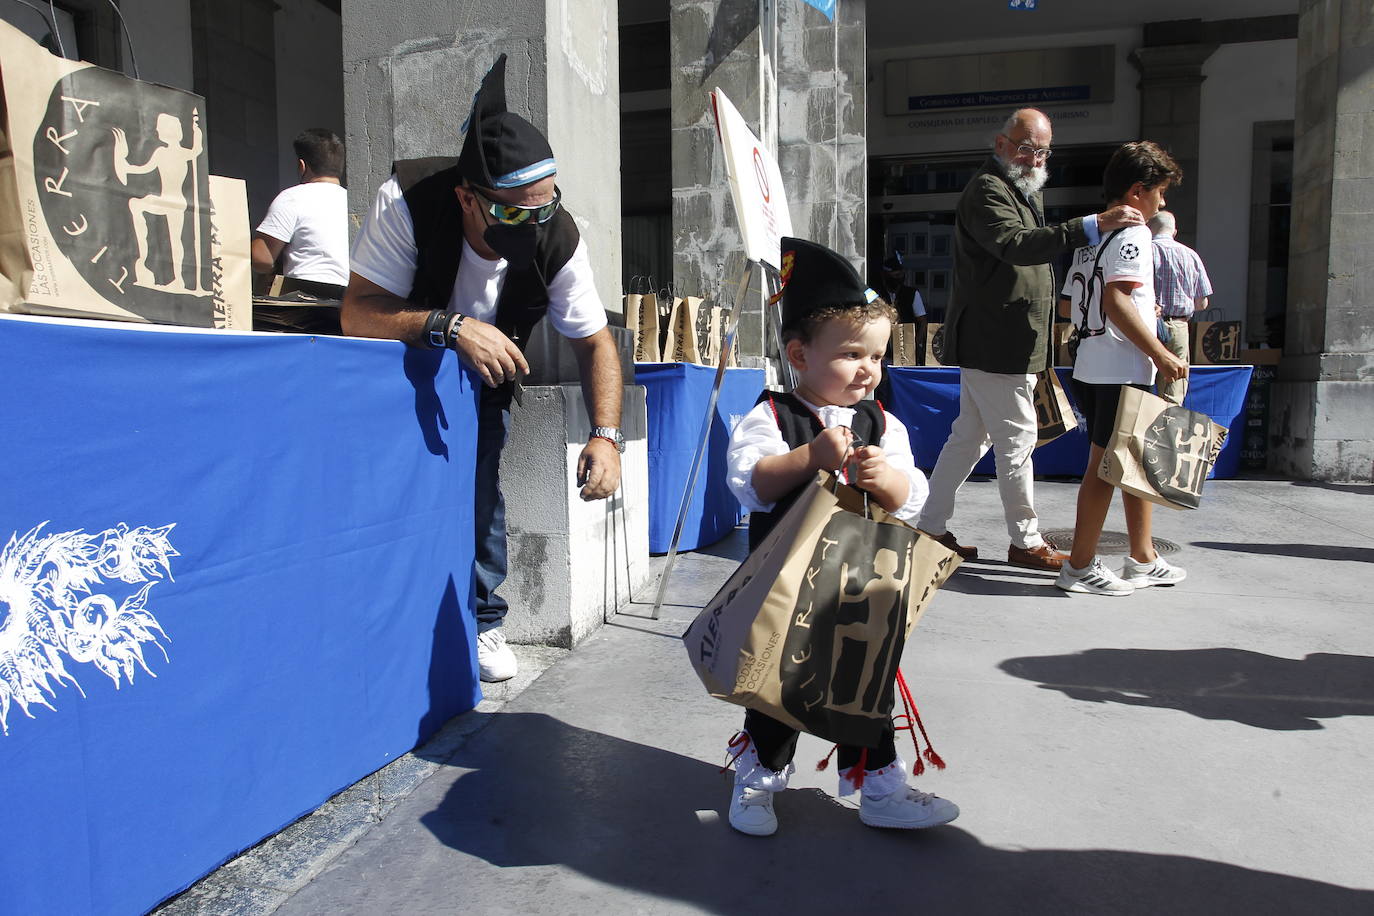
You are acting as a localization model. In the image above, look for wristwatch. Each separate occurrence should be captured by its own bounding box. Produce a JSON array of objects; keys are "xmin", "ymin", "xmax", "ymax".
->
[{"xmin": 590, "ymin": 426, "xmax": 626, "ymax": 453}]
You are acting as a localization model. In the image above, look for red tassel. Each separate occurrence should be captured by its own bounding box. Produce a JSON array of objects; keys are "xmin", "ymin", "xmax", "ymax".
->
[
  {"xmin": 815, "ymin": 743, "xmax": 839, "ymax": 772},
  {"xmin": 720, "ymin": 731, "xmax": 752, "ymax": 775},
  {"xmin": 840, "ymin": 747, "xmax": 868, "ymax": 790},
  {"xmin": 895, "ymin": 667, "xmax": 947, "ymax": 771}
]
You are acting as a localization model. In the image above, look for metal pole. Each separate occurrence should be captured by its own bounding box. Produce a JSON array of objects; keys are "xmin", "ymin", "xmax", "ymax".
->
[{"xmin": 646, "ymin": 258, "xmax": 757, "ymax": 620}]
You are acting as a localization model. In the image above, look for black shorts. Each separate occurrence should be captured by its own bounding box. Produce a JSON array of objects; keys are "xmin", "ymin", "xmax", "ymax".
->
[{"xmin": 1071, "ymin": 380, "xmax": 1149, "ymax": 449}]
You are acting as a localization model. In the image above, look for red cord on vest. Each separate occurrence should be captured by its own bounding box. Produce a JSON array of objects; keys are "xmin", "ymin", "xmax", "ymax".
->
[{"xmin": 894, "ymin": 667, "xmax": 947, "ymax": 772}]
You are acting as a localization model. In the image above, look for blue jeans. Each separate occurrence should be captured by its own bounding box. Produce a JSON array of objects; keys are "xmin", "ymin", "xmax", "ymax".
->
[{"xmin": 474, "ymin": 385, "xmax": 512, "ymax": 632}]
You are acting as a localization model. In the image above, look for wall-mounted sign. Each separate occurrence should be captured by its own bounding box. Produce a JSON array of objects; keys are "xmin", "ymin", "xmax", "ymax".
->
[{"xmin": 885, "ymin": 45, "xmax": 1114, "ymax": 115}]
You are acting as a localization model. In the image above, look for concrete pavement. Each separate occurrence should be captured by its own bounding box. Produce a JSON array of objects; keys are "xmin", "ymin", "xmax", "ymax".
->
[{"xmin": 163, "ymin": 477, "xmax": 1374, "ymax": 914}]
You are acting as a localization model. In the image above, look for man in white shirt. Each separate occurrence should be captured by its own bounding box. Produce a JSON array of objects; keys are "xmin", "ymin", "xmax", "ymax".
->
[
  {"xmin": 252, "ymin": 128, "xmax": 350, "ymax": 294},
  {"xmin": 342, "ymin": 56, "xmax": 623, "ymax": 682}
]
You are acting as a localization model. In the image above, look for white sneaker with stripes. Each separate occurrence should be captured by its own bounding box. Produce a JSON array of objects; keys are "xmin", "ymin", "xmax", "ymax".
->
[
  {"xmin": 1056, "ymin": 557, "xmax": 1135, "ymax": 596},
  {"xmin": 1123, "ymin": 554, "xmax": 1187, "ymax": 587}
]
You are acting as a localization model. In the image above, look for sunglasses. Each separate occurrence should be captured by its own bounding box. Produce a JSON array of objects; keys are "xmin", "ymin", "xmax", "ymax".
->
[
  {"xmin": 470, "ymin": 185, "xmax": 562, "ymax": 225},
  {"xmin": 1001, "ymin": 135, "xmax": 1053, "ymax": 160}
]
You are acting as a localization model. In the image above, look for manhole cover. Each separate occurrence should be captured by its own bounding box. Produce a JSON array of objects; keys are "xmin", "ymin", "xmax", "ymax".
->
[{"xmin": 1041, "ymin": 529, "xmax": 1180, "ymax": 556}]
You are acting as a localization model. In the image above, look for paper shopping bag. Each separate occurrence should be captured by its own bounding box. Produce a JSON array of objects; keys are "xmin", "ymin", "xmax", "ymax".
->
[
  {"xmin": 891, "ymin": 323, "xmax": 921, "ymax": 366},
  {"xmin": 634, "ymin": 292, "xmax": 662, "ymax": 361},
  {"xmin": 924, "ymin": 322, "xmax": 949, "ymax": 367},
  {"xmin": 683, "ymin": 473, "xmax": 961, "ymax": 748},
  {"xmin": 0, "ymin": 20, "xmax": 248, "ymax": 328},
  {"xmin": 1033, "ymin": 370, "xmax": 1078, "ymax": 447},
  {"xmin": 1192, "ymin": 320, "xmax": 1242, "ymax": 365},
  {"xmin": 1098, "ymin": 387, "xmax": 1229, "ymax": 510}
]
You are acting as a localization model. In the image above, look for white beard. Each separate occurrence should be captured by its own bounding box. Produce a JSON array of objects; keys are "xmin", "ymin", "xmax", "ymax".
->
[{"xmin": 998, "ymin": 156, "xmax": 1048, "ymax": 197}]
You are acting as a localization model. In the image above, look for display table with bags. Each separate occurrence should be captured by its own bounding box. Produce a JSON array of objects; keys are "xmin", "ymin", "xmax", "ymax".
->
[
  {"xmin": 885, "ymin": 365, "xmax": 1253, "ymax": 479},
  {"xmin": 0, "ymin": 315, "xmax": 483, "ymax": 916},
  {"xmin": 637, "ymin": 362, "xmax": 765, "ymax": 553}
]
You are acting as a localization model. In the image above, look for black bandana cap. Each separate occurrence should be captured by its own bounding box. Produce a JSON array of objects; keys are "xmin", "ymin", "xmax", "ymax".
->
[
  {"xmin": 458, "ymin": 54, "xmax": 557, "ymax": 189},
  {"xmin": 769, "ymin": 237, "xmax": 879, "ymax": 330}
]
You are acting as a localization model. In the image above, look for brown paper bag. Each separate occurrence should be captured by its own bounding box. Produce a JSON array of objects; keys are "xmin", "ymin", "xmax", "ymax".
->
[
  {"xmin": 682, "ymin": 472, "xmax": 961, "ymax": 748},
  {"xmin": 924, "ymin": 322, "xmax": 950, "ymax": 367},
  {"xmin": 697, "ymin": 303, "xmax": 723, "ymax": 366},
  {"xmin": 891, "ymin": 323, "xmax": 921, "ymax": 367},
  {"xmin": 663, "ymin": 295, "xmax": 704, "ymax": 363},
  {"xmin": 1033, "ymin": 370, "xmax": 1078, "ymax": 447},
  {"xmin": 1098, "ymin": 387, "xmax": 1229, "ymax": 510},
  {"xmin": 635, "ymin": 292, "xmax": 662, "ymax": 361},
  {"xmin": 1192, "ymin": 320, "xmax": 1241, "ymax": 365},
  {"xmin": 624, "ymin": 293, "xmax": 642, "ymax": 340},
  {"xmin": 0, "ymin": 20, "xmax": 248, "ymax": 329}
]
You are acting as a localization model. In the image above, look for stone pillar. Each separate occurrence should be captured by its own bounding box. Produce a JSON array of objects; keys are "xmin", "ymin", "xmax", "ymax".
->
[
  {"xmin": 670, "ymin": 0, "xmax": 866, "ymax": 359},
  {"xmin": 1268, "ymin": 0, "xmax": 1374, "ymax": 481},
  {"xmin": 1129, "ymin": 42, "xmax": 1216, "ymax": 247},
  {"xmin": 189, "ymin": 0, "xmax": 279, "ymax": 223},
  {"xmin": 340, "ymin": 0, "xmax": 621, "ymax": 313}
]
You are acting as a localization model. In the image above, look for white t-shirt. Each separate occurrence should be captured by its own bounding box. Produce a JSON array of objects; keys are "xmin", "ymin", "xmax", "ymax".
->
[
  {"xmin": 349, "ymin": 176, "xmax": 607, "ymax": 340},
  {"xmin": 255, "ymin": 182, "xmax": 350, "ymax": 285},
  {"xmin": 725, "ymin": 395, "xmax": 930, "ymax": 522},
  {"xmin": 1071, "ymin": 225, "xmax": 1157, "ymax": 386}
]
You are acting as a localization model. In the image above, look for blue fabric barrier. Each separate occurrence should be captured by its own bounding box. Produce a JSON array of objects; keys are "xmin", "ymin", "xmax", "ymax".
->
[
  {"xmin": 0, "ymin": 316, "xmax": 483, "ymax": 916},
  {"xmin": 886, "ymin": 365, "xmax": 1253, "ymax": 479},
  {"xmin": 637, "ymin": 363, "xmax": 765, "ymax": 553}
]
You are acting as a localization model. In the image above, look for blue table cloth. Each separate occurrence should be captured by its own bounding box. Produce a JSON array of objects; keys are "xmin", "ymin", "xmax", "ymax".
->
[
  {"xmin": 886, "ymin": 365, "xmax": 1254, "ymax": 478},
  {"xmin": 0, "ymin": 316, "xmax": 483, "ymax": 916},
  {"xmin": 637, "ymin": 363, "xmax": 765, "ymax": 553}
]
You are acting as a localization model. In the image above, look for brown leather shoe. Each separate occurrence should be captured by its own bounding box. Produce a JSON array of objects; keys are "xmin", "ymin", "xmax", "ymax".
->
[
  {"xmin": 1007, "ymin": 543, "xmax": 1068, "ymax": 571},
  {"xmin": 922, "ymin": 529, "xmax": 977, "ymax": 560}
]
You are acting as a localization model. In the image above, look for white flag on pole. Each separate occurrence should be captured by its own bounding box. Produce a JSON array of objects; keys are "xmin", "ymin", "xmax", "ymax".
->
[{"xmin": 710, "ymin": 88, "xmax": 793, "ymax": 271}]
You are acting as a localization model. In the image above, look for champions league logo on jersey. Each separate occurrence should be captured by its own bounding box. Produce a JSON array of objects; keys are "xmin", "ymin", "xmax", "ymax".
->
[
  {"xmin": 778, "ymin": 513, "xmax": 917, "ymax": 746},
  {"xmin": 31, "ymin": 68, "xmax": 214, "ymax": 323},
  {"xmin": 1119, "ymin": 242, "xmax": 1140, "ymax": 261}
]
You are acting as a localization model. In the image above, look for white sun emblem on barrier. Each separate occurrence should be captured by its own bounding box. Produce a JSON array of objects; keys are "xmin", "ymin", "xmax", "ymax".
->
[{"xmin": 0, "ymin": 522, "xmax": 179, "ymax": 736}]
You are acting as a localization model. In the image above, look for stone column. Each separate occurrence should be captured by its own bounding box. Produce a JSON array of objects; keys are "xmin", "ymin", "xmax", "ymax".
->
[
  {"xmin": 1129, "ymin": 42, "xmax": 1217, "ymax": 247},
  {"xmin": 340, "ymin": 0, "xmax": 621, "ymax": 313},
  {"xmin": 1268, "ymin": 0, "xmax": 1374, "ymax": 481},
  {"xmin": 669, "ymin": 0, "xmax": 866, "ymax": 359}
]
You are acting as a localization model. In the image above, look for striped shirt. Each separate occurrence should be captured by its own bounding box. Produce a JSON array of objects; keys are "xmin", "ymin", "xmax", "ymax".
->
[{"xmin": 1152, "ymin": 235, "xmax": 1213, "ymax": 318}]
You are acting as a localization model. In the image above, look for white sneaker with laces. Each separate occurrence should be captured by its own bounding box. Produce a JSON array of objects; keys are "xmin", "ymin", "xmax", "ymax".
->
[
  {"xmin": 859, "ymin": 786, "xmax": 960, "ymax": 830},
  {"xmin": 729, "ymin": 784, "xmax": 778, "ymax": 836},
  {"xmin": 1056, "ymin": 558, "xmax": 1135, "ymax": 596},
  {"xmin": 476, "ymin": 628, "xmax": 518, "ymax": 682},
  {"xmin": 1123, "ymin": 555, "xmax": 1187, "ymax": 587}
]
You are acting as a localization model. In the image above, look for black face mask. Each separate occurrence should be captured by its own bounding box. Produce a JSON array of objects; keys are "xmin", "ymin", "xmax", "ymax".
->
[{"xmin": 483, "ymin": 221, "xmax": 539, "ymax": 269}]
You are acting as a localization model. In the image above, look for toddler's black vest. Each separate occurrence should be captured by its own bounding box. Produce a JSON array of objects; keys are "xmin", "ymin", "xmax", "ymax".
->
[
  {"xmin": 747, "ymin": 392, "xmax": 886, "ymax": 552},
  {"xmin": 394, "ymin": 157, "xmax": 580, "ymax": 347}
]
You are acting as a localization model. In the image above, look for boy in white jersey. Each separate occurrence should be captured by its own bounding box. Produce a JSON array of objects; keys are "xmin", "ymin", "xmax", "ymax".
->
[{"xmin": 1059, "ymin": 142, "xmax": 1188, "ymax": 597}]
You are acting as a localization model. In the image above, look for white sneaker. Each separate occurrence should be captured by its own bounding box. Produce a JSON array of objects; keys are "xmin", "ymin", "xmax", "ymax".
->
[
  {"xmin": 476, "ymin": 629, "xmax": 518, "ymax": 682},
  {"xmin": 859, "ymin": 786, "xmax": 960, "ymax": 830},
  {"xmin": 1123, "ymin": 555, "xmax": 1187, "ymax": 587},
  {"xmin": 1056, "ymin": 558, "xmax": 1135, "ymax": 596},
  {"xmin": 729, "ymin": 784, "xmax": 778, "ymax": 836}
]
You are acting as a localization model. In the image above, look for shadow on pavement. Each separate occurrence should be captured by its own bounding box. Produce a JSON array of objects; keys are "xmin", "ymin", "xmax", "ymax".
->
[
  {"xmin": 418, "ymin": 713, "xmax": 1373, "ymax": 913},
  {"xmin": 1192, "ymin": 541, "xmax": 1374, "ymax": 563},
  {"xmin": 1000, "ymin": 648, "xmax": 1374, "ymax": 730},
  {"xmin": 941, "ymin": 568, "xmax": 1063, "ymax": 598}
]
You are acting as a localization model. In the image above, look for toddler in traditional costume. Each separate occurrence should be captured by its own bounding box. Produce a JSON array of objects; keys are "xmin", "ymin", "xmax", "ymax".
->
[{"xmin": 723, "ymin": 237, "xmax": 959, "ymax": 836}]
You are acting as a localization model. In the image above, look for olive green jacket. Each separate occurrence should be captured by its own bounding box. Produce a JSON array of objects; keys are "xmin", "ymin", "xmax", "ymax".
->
[{"xmin": 945, "ymin": 158, "xmax": 1091, "ymax": 374}]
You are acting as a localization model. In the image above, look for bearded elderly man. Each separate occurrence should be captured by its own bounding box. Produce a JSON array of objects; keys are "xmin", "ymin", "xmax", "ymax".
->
[{"xmin": 917, "ymin": 108, "xmax": 1143, "ymax": 570}]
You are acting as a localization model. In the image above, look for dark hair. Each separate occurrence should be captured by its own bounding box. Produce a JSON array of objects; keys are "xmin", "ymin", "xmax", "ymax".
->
[
  {"xmin": 1102, "ymin": 141, "xmax": 1182, "ymax": 202},
  {"xmin": 293, "ymin": 128, "xmax": 345, "ymax": 179},
  {"xmin": 782, "ymin": 298, "xmax": 899, "ymax": 344}
]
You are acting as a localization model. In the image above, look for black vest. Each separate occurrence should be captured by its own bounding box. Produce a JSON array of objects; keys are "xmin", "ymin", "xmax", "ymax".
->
[
  {"xmin": 747, "ymin": 392, "xmax": 887, "ymax": 552},
  {"xmin": 395, "ymin": 157, "xmax": 580, "ymax": 347}
]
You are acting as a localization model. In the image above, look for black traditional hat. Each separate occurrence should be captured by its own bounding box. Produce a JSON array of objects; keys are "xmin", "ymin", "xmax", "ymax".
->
[
  {"xmin": 771, "ymin": 237, "xmax": 878, "ymax": 330},
  {"xmin": 458, "ymin": 54, "xmax": 557, "ymax": 189}
]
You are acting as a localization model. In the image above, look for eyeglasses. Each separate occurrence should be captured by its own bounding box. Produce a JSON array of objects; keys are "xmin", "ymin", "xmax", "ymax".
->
[
  {"xmin": 471, "ymin": 185, "xmax": 562, "ymax": 225},
  {"xmin": 1001, "ymin": 135, "xmax": 1052, "ymax": 160}
]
